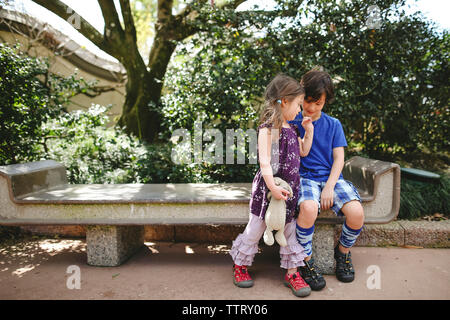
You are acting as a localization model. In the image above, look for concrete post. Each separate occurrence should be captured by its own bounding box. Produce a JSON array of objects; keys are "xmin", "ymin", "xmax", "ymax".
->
[{"xmin": 86, "ymin": 225, "xmax": 144, "ymax": 266}]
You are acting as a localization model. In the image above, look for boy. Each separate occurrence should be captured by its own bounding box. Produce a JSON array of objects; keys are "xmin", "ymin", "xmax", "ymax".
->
[{"xmin": 290, "ymin": 68, "xmax": 364, "ymax": 291}]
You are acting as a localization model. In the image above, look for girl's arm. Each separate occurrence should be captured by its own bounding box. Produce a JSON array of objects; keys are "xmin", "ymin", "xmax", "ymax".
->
[{"xmin": 258, "ymin": 127, "xmax": 290, "ymax": 201}]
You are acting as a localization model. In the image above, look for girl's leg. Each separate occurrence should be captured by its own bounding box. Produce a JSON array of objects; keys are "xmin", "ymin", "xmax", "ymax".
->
[
  {"xmin": 280, "ymin": 220, "xmax": 309, "ymax": 273},
  {"xmin": 281, "ymin": 220, "xmax": 312, "ymax": 297},
  {"xmin": 229, "ymin": 213, "xmax": 266, "ymax": 266}
]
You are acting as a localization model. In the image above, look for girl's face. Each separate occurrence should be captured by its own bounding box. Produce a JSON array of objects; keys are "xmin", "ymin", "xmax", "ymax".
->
[
  {"xmin": 302, "ymin": 92, "xmax": 326, "ymax": 120},
  {"xmin": 282, "ymin": 94, "xmax": 304, "ymax": 122}
]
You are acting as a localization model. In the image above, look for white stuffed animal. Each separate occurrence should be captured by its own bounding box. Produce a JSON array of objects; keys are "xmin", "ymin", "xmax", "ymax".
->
[{"xmin": 263, "ymin": 177, "xmax": 293, "ymax": 247}]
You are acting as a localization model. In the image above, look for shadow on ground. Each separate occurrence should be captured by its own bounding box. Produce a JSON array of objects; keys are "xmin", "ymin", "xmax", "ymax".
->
[{"xmin": 0, "ymin": 237, "xmax": 449, "ymax": 300}]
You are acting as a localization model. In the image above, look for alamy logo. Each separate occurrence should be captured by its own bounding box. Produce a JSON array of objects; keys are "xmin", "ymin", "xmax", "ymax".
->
[
  {"xmin": 66, "ymin": 7, "xmax": 81, "ymax": 30},
  {"xmin": 66, "ymin": 265, "xmax": 81, "ymax": 289},
  {"xmin": 366, "ymin": 5, "xmax": 382, "ymax": 30},
  {"xmin": 170, "ymin": 120, "xmax": 280, "ymax": 174},
  {"xmin": 366, "ymin": 265, "xmax": 381, "ymax": 289}
]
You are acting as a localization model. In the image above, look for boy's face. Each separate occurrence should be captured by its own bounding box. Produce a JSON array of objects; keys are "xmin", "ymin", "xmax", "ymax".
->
[{"xmin": 302, "ymin": 92, "xmax": 326, "ymax": 120}]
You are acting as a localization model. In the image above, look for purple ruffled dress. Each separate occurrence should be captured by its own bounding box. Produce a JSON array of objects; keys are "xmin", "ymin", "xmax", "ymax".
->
[{"xmin": 229, "ymin": 122, "xmax": 308, "ymax": 269}]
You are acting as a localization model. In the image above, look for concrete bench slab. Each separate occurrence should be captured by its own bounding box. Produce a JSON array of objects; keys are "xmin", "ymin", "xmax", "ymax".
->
[{"xmin": 0, "ymin": 157, "xmax": 400, "ymax": 272}]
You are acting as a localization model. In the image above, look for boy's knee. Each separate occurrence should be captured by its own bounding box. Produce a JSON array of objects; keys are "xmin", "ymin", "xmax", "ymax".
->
[
  {"xmin": 297, "ymin": 200, "xmax": 318, "ymax": 227},
  {"xmin": 343, "ymin": 201, "xmax": 364, "ymax": 227}
]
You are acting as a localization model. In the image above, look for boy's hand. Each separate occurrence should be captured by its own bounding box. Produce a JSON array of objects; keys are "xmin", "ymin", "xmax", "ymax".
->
[
  {"xmin": 320, "ymin": 184, "xmax": 334, "ymax": 210},
  {"xmin": 270, "ymin": 185, "xmax": 290, "ymax": 201},
  {"xmin": 301, "ymin": 116, "xmax": 314, "ymax": 133}
]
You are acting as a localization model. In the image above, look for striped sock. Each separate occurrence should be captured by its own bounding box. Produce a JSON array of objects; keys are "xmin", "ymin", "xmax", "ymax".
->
[
  {"xmin": 296, "ymin": 224, "xmax": 315, "ymax": 256},
  {"xmin": 339, "ymin": 222, "xmax": 363, "ymax": 248}
]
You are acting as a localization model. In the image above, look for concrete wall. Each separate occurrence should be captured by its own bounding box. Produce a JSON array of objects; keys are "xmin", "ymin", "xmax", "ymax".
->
[{"xmin": 0, "ymin": 10, "xmax": 126, "ymax": 127}]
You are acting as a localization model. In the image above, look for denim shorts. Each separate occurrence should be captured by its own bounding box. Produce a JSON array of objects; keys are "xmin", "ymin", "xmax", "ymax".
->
[{"xmin": 297, "ymin": 178, "xmax": 361, "ymax": 217}]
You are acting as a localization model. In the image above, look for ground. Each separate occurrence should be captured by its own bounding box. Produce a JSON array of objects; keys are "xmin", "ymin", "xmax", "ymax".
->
[{"xmin": 0, "ymin": 237, "xmax": 449, "ymax": 300}]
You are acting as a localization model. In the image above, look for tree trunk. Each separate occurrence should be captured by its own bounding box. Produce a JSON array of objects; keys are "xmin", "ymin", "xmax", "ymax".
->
[
  {"xmin": 117, "ymin": 26, "xmax": 177, "ymax": 143},
  {"xmin": 28, "ymin": 0, "xmax": 248, "ymax": 144}
]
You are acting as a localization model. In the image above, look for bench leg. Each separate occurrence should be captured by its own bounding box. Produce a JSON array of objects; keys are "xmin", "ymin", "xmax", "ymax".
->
[
  {"xmin": 312, "ymin": 224, "xmax": 336, "ymax": 275},
  {"xmin": 86, "ymin": 225, "xmax": 144, "ymax": 267}
]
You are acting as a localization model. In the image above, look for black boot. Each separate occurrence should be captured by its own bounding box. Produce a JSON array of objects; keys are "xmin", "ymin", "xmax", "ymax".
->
[
  {"xmin": 299, "ymin": 257, "xmax": 326, "ymax": 291},
  {"xmin": 334, "ymin": 244, "xmax": 355, "ymax": 283}
]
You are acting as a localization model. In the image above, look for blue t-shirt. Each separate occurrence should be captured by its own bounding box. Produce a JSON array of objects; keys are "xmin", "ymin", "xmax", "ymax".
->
[{"xmin": 289, "ymin": 112, "xmax": 347, "ymax": 182}]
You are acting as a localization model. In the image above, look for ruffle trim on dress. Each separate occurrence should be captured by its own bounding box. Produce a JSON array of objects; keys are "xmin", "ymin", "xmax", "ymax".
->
[
  {"xmin": 229, "ymin": 233, "xmax": 259, "ymax": 266},
  {"xmin": 279, "ymin": 241, "xmax": 308, "ymax": 269}
]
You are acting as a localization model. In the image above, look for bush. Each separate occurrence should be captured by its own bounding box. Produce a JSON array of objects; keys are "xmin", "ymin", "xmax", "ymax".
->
[
  {"xmin": 136, "ymin": 143, "xmax": 258, "ymax": 184},
  {"xmin": 0, "ymin": 43, "xmax": 97, "ymax": 165},
  {"xmin": 162, "ymin": 0, "xmax": 449, "ymax": 163},
  {"xmin": 398, "ymin": 175, "xmax": 450, "ymax": 220},
  {"xmin": 37, "ymin": 104, "xmax": 147, "ymax": 184},
  {"xmin": 0, "ymin": 43, "xmax": 56, "ymax": 164}
]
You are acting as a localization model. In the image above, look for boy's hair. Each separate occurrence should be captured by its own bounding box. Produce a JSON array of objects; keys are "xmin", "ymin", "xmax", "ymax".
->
[
  {"xmin": 301, "ymin": 67, "xmax": 335, "ymax": 104},
  {"xmin": 259, "ymin": 73, "xmax": 304, "ymax": 130}
]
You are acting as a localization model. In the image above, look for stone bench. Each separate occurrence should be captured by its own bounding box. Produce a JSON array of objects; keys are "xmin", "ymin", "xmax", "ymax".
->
[{"xmin": 0, "ymin": 156, "xmax": 400, "ymax": 273}]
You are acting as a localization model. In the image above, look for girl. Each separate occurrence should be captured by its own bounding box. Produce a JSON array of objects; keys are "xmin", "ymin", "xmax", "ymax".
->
[{"xmin": 229, "ymin": 74, "xmax": 314, "ymax": 298}]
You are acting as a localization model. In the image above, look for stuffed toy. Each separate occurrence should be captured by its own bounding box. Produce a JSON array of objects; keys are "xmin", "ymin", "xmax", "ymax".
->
[{"xmin": 263, "ymin": 177, "xmax": 293, "ymax": 247}]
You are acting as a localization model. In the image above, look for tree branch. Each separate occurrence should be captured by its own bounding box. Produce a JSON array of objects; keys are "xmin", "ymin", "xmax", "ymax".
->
[
  {"xmin": 220, "ymin": 0, "xmax": 246, "ymax": 10},
  {"xmin": 97, "ymin": 0, "xmax": 124, "ymax": 43},
  {"xmin": 80, "ymin": 84, "xmax": 123, "ymax": 98},
  {"xmin": 30, "ymin": 0, "xmax": 111, "ymax": 55},
  {"xmin": 118, "ymin": 0, "xmax": 137, "ymax": 43},
  {"xmin": 172, "ymin": 0, "xmax": 297, "ymax": 41},
  {"xmin": 157, "ymin": 0, "xmax": 174, "ymax": 22}
]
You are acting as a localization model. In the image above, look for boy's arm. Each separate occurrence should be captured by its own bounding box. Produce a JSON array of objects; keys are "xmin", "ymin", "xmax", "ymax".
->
[
  {"xmin": 298, "ymin": 129, "xmax": 313, "ymax": 157},
  {"xmin": 320, "ymin": 146, "xmax": 345, "ymax": 210},
  {"xmin": 299, "ymin": 117, "xmax": 314, "ymax": 157}
]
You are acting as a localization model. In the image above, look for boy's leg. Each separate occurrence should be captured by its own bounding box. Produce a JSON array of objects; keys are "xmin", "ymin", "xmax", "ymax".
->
[
  {"xmin": 330, "ymin": 179, "xmax": 364, "ymax": 282},
  {"xmin": 295, "ymin": 178, "xmax": 321, "ymax": 260},
  {"xmin": 338, "ymin": 200, "xmax": 364, "ymax": 254},
  {"xmin": 296, "ymin": 200, "xmax": 318, "ymax": 260},
  {"xmin": 330, "ymin": 179, "xmax": 364, "ymax": 253},
  {"xmin": 295, "ymin": 178, "xmax": 326, "ymax": 291}
]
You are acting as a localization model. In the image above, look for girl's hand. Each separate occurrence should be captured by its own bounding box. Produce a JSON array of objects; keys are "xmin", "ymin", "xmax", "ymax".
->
[
  {"xmin": 320, "ymin": 184, "xmax": 334, "ymax": 210},
  {"xmin": 270, "ymin": 185, "xmax": 291, "ymax": 201},
  {"xmin": 301, "ymin": 116, "xmax": 314, "ymax": 133}
]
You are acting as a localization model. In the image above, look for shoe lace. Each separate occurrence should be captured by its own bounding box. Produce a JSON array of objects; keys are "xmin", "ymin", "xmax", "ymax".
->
[
  {"xmin": 338, "ymin": 253, "xmax": 353, "ymax": 273},
  {"xmin": 305, "ymin": 260, "xmax": 320, "ymax": 280},
  {"xmin": 234, "ymin": 265, "xmax": 252, "ymax": 281},
  {"xmin": 290, "ymin": 272, "xmax": 307, "ymax": 289}
]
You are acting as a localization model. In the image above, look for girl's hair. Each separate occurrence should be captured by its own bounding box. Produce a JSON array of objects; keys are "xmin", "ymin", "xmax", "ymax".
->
[
  {"xmin": 300, "ymin": 67, "xmax": 335, "ymax": 104},
  {"xmin": 259, "ymin": 73, "xmax": 305, "ymax": 131}
]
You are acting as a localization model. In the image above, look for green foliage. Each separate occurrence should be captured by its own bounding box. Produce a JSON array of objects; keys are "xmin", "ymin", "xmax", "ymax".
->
[
  {"xmin": 130, "ymin": 0, "xmax": 183, "ymax": 59},
  {"xmin": 399, "ymin": 175, "xmax": 450, "ymax": 219},
  {"xmin": 1, "ymin": 2, "xmax": 449, "ymax": 221},
  {"xmin": 136, "ymin": 143, "xmax": 257, "ymax": 184},
  {"xmin": 37, "ymin": 105, "xmax": 147, "ymax": 184},
  {"xmin": 0, "ymin": 43, "xmax": 55, "ymax": 164},
  {"xmin": 163, "ymin": 0, "xmax": 449, "ymax": 162},
  {"xmin": 0, "ymin": 43, "xmax": 98, "ymax": 165}
]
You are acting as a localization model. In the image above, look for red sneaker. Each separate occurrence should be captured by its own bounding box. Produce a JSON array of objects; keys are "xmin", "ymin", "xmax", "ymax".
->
[
  {"xmin": 233, "ymin": 265, "xmax": 254, "ymax": 288},
  {"xmin": 284, "ymin": 271, "xmax": 311, "ymax": 297}
]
